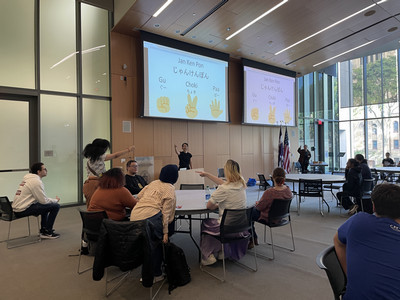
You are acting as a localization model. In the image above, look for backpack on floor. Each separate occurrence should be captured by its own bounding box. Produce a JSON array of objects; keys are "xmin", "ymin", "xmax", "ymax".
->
[{"xmin": 164, "ymin": 242, "xmax": 191, "ymax": 294}]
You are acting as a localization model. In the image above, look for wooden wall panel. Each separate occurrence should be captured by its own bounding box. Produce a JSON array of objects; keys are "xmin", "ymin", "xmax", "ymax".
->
[
  {"xmin": 153, "ymin": 119, "xmax": 172, "ymax": 156},
  {"xmin": 188, "ymin": 122, "xmax": 203, "ymax": 156},
  {"xmin": 172, "ymin": 120, "xmax": 188, "ymax": 151},
  {"xmin": 241, "ymin": 154, "xmax": 254, "ymax": 181},
  {"xmin": 133, "ymin": 117, "xmax": 154, "ymax": 156},
  {"xmin": 110, "ymin": 32, "xmax": 136, "ymax": 77},
  {"xmin": 217, "ymin": 123, "xmax": 230, "ymax": 155},
  {"xmin": 241, "ymin": 125, "xmax": 253, "ymax": 154},
  {"xmin": 229, "ymin": 125, "xmax": 242, "ymax": 164}
]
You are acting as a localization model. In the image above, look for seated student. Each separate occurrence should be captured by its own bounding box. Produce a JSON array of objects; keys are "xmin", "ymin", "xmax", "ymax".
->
[
  {"xmin": 334, "ymin": 183, "xmax": 400, "ymax": 300},
  {"xmin": 130, "ymin": 164, "xmax": 178, "ymax": 282},
  {"xmin": 197, "ymin": 159, "xmax": 248, "ymax": 266},
  {"xmin": 125, "ymin": 160, "xmax": 148, "ymax": 195},
  {"xmin": 336, "ymin": 159, "xmax": 362, "ymax": 215},
  {"xmin": 88, "ymin": 168, "xmax": 137, "ymax": 221},
  {"xmin": 354, "ymin": 154, "xmax": 372, "ymax": 180},
  {"xmin": 382, "ymin": 152, "xmax": 395, "ymax": 166},
  {"xmin": 12, "ymin": 162, "xmax": 61, "ymax": 239},
  {"xmin": 249, "ymin": 167, "xmax": 292, "ymax": 249}
]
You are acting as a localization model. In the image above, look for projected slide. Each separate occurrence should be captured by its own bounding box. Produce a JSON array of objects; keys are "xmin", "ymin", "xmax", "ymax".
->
[
  {"xmin": 243, "ymin": 66, "xmax": 295, "ymax": 126},
  {"xmin": 143, "ymin": 41, "xmax": 228, "ymax": 122}
]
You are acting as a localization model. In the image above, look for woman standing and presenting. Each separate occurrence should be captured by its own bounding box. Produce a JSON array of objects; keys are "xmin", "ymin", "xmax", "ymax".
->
[
  {"xmin": 197, "ymin": 159, "xmax": 248, "ymax": 266},
  {"xmin": 130, "ymin": 164, "xmax": 179, "ymax": 281},
  {"xmin": 249, "ymin": 167, "xmax": 292, "ymax": 249},
  {"xmin": 174, "ymin": 143, "xmax": 192, "ymax": 170}
]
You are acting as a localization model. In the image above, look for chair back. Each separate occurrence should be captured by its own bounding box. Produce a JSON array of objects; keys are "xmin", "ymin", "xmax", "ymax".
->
[
  {"xmin": 180, "ymin": 184, "xmax": 204, "ymax": 190},
  {"xmin": 0, "ymin": 196, "xmax": 14, "ymax": 221},
  {"xmin": 268, "ymin": 198, "xmax": 292, "ymax": 222},
  {"xmin": 316, "ymin": 245, "xmax": 347, "ymax": 300},
  {"xmin": 79, "ymin": 209, "xmax": 108, "ymax": 242},
  {"xmin": 361, "ymin": 178, "xmax": 374, "ymax": 194},
  {"xmin": 220, "ymin": 207, "xmax": 252, "ymax": 243},
  {"xmin": 257, "ymin": 173, "xmax": 267, "ymax": 185},
  {"xmin": 298, "ymin": 179, "xmax": 323, "ymax": 197}
]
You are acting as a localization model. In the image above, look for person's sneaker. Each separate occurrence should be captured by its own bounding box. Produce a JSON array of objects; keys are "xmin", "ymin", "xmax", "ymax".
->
[
  {"xmin": 348, "ymin": 205, "xmax": 358, "ymax": 216},
  {"xmin": 248, "ymin": 240, "xmax": 255, "ymax": 249},
  {"xmin": 40, "ymin": 229, "xmax": 60, "ymax": 239},
  {"xmin": 201, "ymin": 254, "xmax": 217, "ymax": 266}
]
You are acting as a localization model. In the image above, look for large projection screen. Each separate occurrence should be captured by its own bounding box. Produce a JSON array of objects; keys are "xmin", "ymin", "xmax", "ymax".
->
[
  {"xmin": 243, "ymin": 59, "xmax": 296, "ymax": 126},
  {"xmin": 142, "ymin": 32, "xmax": 229, "ymax": 122}
]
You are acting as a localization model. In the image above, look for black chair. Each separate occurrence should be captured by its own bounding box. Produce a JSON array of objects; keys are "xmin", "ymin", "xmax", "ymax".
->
[
  {"xmin": 180, "ymin": 184, "xmax": 204, "ymax": 190},
  {"xmin": 255, "ymin": 198, "xmax": 295, "ymax": 260},
  {"xmin": 0, "ymin": 196, "xmax": 41, "ymax": 249},
  {"xmin": 257, "ymin": 173, "xmax": 272, "ymax": 200},
  {"xmin": 93, "ymin": 219, "xmax": 165, "ymax": 298},
  {"xmin": 323, "ymin": 172, "xmax": 344, "ymax": 206},
  {"xmin": 298, "ymin": 179, "xmax": 328, "ymax": 216},
  {"xmin": 200, "ymin": 207, "xmax": 257, "ymax": 282},
  {"xmin": 77, "ymin": 209, "xmax": 108, "ymax": 274},
  {"xmin": 359, "ymin": 178, "xmax": 374, "ymax": 213},
  {"xmin": 316, "ymin": 245, "xmax": 347, "ymax": 300}
]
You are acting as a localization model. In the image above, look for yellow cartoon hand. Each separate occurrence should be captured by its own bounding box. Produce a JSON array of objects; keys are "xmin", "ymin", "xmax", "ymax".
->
[
  {"xmin": 157, "ymin": 96, "xmax": 170, "ymax": 113},
  {"xmin": 185, "ymin": 94, "xmax": 198, "ymax": 118},
  {"xmin": 251, "ymin": 108, "xmax": 259, "ymax": 120},
  {"xmin": 210, "ymin": 99, "xmax": 223, "ymax": 118},
  {"xmin": 284, "ymin": 109, "xmax": 292, "ymax": 124},
  {"xmin": 268, "ymin": 105, "xmax": 276, "ymax": 124}
]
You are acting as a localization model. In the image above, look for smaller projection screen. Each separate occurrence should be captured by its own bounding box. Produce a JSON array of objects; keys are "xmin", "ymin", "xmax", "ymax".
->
[
  {"xmin": 243, "ymin": 59, "xmax": 296, "ymax": 126},
  {"xmin": 142, "ymin": 32, "xmax": 229, "ymax": 122}
]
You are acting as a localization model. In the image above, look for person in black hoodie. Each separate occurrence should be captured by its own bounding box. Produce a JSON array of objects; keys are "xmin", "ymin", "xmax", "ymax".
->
[
  {"xmin": 355, "ymin": 154, "xmax": 372, "ymax": 180},
  {"xmin": 336, "ymin": 159, "xmax": 362, "ymax": 214}
]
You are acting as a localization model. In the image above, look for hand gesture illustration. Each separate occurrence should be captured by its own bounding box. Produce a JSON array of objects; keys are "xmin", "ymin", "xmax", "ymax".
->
[
  {"xmin": 284, "ymin": 109, "xmax": 292, "ymax": 124},
  {"xmin": 157, "ymin": 96, "xmax": 170, "ymax": 113},
  {"xmin": 268, "ymin": 105, "xmax": 276, "ymax": 124},
  {"xmin": 210, "ymin": 99, "xmax": 223, "ymax": 118},
  {"xmin": 185, "ymin": 94, "xmax": 198, "ymax": 118},
  {"xmin": 251, "ymin": 108, "xmax": 259, "ymax": 120}
]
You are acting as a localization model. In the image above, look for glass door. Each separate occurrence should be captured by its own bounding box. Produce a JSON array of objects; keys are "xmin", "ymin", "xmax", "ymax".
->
[{"xmin": 0, "ymin": 99, "xmax": 31, "ymax": 200}]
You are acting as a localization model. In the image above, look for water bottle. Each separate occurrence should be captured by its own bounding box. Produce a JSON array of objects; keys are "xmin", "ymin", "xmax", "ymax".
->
[{"xmin": 205, "ymin": 185, "xmax": 211, "ymax": 202}]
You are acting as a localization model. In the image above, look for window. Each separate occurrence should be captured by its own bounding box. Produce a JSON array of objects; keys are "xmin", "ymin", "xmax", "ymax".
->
[
  {"xmin": 395, "ymin": 140, "xmax": 399, "ymax": 150},
  {"xmin": 394, "ymin": 121, "xmax": 399, "ymax": 133},
  {"xmin": 372, "ymin": 140, "xmax": 378, "ymax": 150}
]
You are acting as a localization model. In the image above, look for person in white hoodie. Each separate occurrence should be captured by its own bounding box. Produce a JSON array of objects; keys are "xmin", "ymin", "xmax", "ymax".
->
[{"xmin": 13, "ymin": 162, "xmax": 60, "ymax": 239}]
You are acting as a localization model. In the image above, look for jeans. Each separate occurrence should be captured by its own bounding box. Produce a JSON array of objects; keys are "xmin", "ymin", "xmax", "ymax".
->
[
  {"xmin": 15, "ymin": 202, "xmax": 60, "ymax": 232},
  {"xmin": 147, "ymin": 212, "xmax": 164, "ymax": 276}
]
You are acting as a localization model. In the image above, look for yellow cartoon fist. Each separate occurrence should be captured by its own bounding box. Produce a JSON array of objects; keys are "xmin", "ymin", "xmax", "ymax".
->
[
  {"xmin": 284, "ymin": 109, "xmax": 292, "ymax": 124},
  {"xmin": 157, "ymin": 96, "xmax": 170, "ymax": 113},
  {"xmin": 268, "ymin": 105, "xmax": 276, "ymax": 124},
  {"xmin": 210, "ymin": 99, "xmax": 223, "ymax": 118},
  {"xmin": 251, "ymin": 108, "xmax": 259, "ymax": 120},
  {"xmin": 185, "ymin": 94, "xmax": 198, "ymax": 118}
]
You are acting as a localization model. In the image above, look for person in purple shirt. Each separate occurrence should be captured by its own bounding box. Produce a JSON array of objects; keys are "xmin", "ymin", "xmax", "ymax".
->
[{"xmin": 333, "ymin": 183, "xmax": 400, "ymax": 300}]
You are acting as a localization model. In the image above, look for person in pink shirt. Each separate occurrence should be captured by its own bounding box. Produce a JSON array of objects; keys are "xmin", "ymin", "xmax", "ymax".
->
[{"xmin": 249, "ymin": 167, "xmax": 293, "ymax": 249}]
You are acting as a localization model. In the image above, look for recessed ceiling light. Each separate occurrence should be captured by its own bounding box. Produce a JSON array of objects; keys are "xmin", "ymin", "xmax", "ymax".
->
[
  {"xmin": 193, "ymin": 13, "xmax": 196, "ymax": 16},
  {"xmin": 227, "ymin": 27, "xmax": 231, "ymax": 31},
  {"xmin": 275, "ymin": 0, "xmax": 387, "ymax": 55},
  {"xmin": 175, "ymin": 30, "xmax": 180, "ymax": 34},
  {"xmin": 154, "ymin": 24, "xmax": 160, "ymax": 28},
  {"xmin": 209, "ymin": 40, "xmax": 213, "ymax": 43},
  {"xmin": 388, "ymin": 27, "xmax": 398, "ymax": 32}
]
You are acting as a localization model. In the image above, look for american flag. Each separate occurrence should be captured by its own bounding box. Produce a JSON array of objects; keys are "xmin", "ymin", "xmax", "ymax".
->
[
  {"xmin": 283, "ymin": 126, "xmax": 291, "ymax": 173},
  {"xmin": 278, "ymin": 125, "xmax": 283, "ymax": 167}
]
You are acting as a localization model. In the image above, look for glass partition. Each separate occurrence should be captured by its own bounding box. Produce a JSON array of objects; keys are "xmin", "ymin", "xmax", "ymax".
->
[{"xmin": 41, "ymin": 95, "xmax": 78, "ymax": 205}]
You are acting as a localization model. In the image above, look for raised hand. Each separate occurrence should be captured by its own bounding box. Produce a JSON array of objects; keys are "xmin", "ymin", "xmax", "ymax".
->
[
  {"xmin": 268, "ymin": 105, "xmax": 276, "ymax": 124},
  {"xmin": 157, "ymin": 96, "xmax": 170, "ymax": 113},
  {"xmin": 210, "ymin": 99, "xmax": 223, "ymax": 118},
  {"xmin": 284, "ymin": 109, "xmax": 292, "ymax": 124},
  {"xmin": 185, "ymin": 94, "xmax": 198, "ymax": 118}
]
